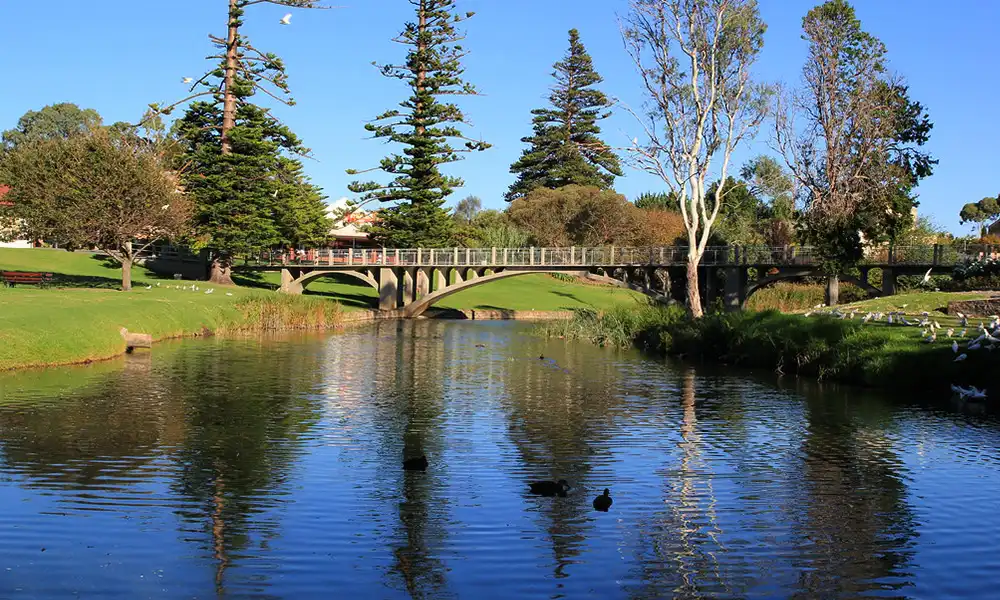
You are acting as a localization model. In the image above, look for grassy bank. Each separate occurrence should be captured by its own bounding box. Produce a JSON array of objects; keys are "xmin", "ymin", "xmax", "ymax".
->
[
  {"xmin": 541, "ymin": 292, "xmax": 998, "ymax": 397},
  {"xmin": 0, "ymin": 286, "xmax": 343, "ymax": 370}
]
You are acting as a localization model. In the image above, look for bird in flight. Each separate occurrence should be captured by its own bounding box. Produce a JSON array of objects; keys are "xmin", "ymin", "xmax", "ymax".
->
[
  {"xmin": 182, "ymin": 77, "xmax": 193, "ymax": 84},
  {"xmin": 280, "ymin": 13, "xmax": 292, "ymax": 25}
]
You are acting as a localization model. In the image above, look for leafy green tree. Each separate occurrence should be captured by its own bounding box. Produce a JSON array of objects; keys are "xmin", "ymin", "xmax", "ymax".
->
[
  {"xmin": 1, "ymin": 103, "xmax": 103, "ymax": 151},
  {"xmin": 776, "ymin": 0, "xmax": 934, "ymax": 270},
  {"xmin": 634, "ymin": 191, "xmax": 680, "ymax": 211},
  {"xmin": 453, "ymin": 195, "xmax": 482, "ymax": 224},
  {"xmin": 506, "ymin": 29, "xmax": 621, "ymax": 201},
  {"xmin": 348, "ymin": 0, "xmax": 490, "ymax": 247},
  {"xmin": 959, "ymin": 196, "xmax": 1000, "ymax": 237},
  {"xmin": 0, "ymin": 129, "xmax": 191, "ymax": 290},
  {"xmin": 507, "ymin": 185, "xmax": 641, "ymax": 246},
  {"xmin": 706, "ymin": 177, "xmax": 766, "ymax": 245},
  {"xmin": 175, "ymin": 101, "xmax": 328, "ymax": 284}
]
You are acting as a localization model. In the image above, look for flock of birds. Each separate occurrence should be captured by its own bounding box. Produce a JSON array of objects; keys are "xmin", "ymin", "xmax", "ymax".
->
[
  {"xmin": 804, "ymin": 301, "xmax": 992, "ymax": 403},
  {"xmin": 181, "ymin": 13, "xmax": 295, "ymax": 86},
  {"xmin": 142, "ymin": 281, "xmax": 234, "ymax": 296},
  {"xmin": 402, "ymin": 456, "xmax": 613, "ymax": 512}
]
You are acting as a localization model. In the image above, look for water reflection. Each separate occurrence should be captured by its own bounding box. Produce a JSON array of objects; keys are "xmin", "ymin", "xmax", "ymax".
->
[{"xmin": 0, "ymin": 323, "xmax": 998, "ymax": 598}]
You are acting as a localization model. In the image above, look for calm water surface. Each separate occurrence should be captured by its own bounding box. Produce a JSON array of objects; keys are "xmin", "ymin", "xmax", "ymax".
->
[{"xmin": 0, "ymin": 321, "xmax": 999, "ymax": 599}]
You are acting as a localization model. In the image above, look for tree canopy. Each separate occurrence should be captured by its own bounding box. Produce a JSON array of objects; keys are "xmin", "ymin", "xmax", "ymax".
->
[
  {"xmin": 506, "ymin": 29, "xmax": 621, "ymax": 201},
  {"xmin": 0, "ymin": 128, "xmax": 191, "ymax": 290},
  {"xmin": 776, "ymin": 0, "xmax": 934, "ymax": 269},
  {"xmin": 959, "ymin": 196, "xmax": 1000, "ymax": 237},
  {"xmin": 1, "ymin": 103, "xmax": 103, "ymax": 151}
]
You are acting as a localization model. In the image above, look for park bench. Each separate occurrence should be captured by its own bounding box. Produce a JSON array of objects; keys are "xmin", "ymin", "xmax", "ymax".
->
[{"xmin": 2, "ymin": 271, "xmax": 54, "ymax": 287}]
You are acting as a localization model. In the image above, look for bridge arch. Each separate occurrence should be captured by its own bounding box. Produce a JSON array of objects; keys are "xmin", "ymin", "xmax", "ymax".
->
[
  {"xmin": 402, "ymin": 268, "xmax": 665, "ymax": 318},
  {"xmin": 293, "ymin": 269, "xmax": 378, "ymax": 293},
  {"xmin": 741, "ymin": 269, "xmax": 881, "ymax": 309}
]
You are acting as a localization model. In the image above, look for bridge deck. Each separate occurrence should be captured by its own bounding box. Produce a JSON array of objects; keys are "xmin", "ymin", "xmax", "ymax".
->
[{"xmin": 231, "ymin": 245, "xmax": 984, "ymax": 270}]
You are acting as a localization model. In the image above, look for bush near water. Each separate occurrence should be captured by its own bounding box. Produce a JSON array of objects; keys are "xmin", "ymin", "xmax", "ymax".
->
[{"xmin": 541, "ymin": 300, "xmax": 997, "ymax": 397}]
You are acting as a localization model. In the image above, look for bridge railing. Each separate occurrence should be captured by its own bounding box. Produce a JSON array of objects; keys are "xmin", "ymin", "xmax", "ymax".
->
[{"xmin": 238, "ymin": 244, "xmax": 990, "ymax": 269}]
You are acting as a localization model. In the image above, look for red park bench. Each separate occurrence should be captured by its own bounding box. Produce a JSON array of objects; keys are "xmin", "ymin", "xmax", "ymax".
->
[{"xmin": 2, "ymin": 271, "xmax": 54, "ymax": 288}]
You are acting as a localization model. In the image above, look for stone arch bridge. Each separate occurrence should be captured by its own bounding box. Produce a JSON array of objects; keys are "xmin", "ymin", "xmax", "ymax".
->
[{"xmin": 231, "ymin": 245, "xmax": 968, "ymax": 317}]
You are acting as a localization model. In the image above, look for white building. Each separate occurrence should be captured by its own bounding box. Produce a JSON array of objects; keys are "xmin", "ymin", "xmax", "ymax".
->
[{"xmin": 326, "ymin": 197, "xmax": 375, "ymax": 248}]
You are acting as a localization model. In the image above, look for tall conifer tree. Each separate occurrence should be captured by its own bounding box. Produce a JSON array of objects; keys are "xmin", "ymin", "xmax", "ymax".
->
[
  {"xmin": 505, "ymin": 29, "xmax": 621, "ymax": 202},
  {"xmin": 347, "ymin": 0, "xmax": 490, "ymax": 248},
  {"xmin": 175, "ymin": 101, "xmax": 329, "ymax": 284}
]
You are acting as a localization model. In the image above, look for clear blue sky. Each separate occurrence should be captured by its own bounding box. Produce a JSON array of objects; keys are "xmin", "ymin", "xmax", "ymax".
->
[{"xmin": 2, "ymin": 1, "xmax": 997, "ymax": 234}]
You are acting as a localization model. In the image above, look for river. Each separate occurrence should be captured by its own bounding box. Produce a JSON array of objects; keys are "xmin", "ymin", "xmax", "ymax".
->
[{"xmin": 0, "ymin": 321, "xmax": 998, "ymax": 598}]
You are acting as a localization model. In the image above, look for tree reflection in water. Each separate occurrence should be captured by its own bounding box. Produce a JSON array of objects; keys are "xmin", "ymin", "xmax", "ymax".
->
[
  {"xmin": 164, "ymin": 340, "xmax": 324, "ymax": 596},
  {"xmin": 497, "ymin": 337, "xmax": 624, "ymax": 583},
  {"xmin": 367, "ymin": 320, "xmax": 451, "ymax": 600}
]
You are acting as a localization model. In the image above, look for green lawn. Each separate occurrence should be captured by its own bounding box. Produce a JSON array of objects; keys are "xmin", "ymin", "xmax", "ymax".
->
[{"xmin": 834, "ymin": 291, "xmax": 993, "ymax": 317}]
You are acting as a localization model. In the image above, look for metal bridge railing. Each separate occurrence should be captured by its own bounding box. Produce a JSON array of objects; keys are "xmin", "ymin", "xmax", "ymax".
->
[{"xmin": 238, "ymin": 244, "xmax": 986, "ymax": 269}]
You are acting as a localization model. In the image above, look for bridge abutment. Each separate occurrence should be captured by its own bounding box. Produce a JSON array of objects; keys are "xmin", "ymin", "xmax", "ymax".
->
[{"xmin": 280, "ymin": 268, "xmax": 304, "ymax": 294}]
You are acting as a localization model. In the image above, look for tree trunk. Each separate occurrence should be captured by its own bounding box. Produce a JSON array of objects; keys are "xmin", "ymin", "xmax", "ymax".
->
[
  {"xmin": 120, "ymin": 241, "xmax": 134, "ymax": 291},
  {"xmin": 209, "ymin": 256, "xmax": 235, "ymax": 286},
  {"xmin": 686, "ymin": 258, "xmax": 703, "ymax": 318},
  {"xmin": 221, "ymin": 0, "xmax": 239, "ymax": 155},
  {"xmin": 121, "ymin": 260, "xmax": 133, "ymax": 292}
]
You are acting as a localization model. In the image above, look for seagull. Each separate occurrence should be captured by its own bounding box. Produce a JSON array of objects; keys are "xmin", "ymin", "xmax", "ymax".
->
[
  {"xmin": 144, "ymin": 285, "xmax": 152, "ymax": 290},
  {"xmin": 954, "ymin": 353, "xmax": 968, "ymax": 362},
  {"xmin": 921, "ymin": 268, "xmax": 932, "ymax": 284},
  {"xmin": 182, "ymin": 77, "xmax": 193, "ymax": 84},
  {"xmin": 952, "ymin": 340, "xmax": 959, "ymax": 353},
  {"xmin": 280, "ymin": 13, "xmax": 292, "ymax": 25},
  {"xmin": 631, "ymin": 137, "xmax": 639, "ymax": 146},
  {"xmin": 161, "ymin": 204, "xmax": 170, "ymax": 210},
  {"xmin": 226, "ymin": 292, "xmax": 233, "ymax": 296}
]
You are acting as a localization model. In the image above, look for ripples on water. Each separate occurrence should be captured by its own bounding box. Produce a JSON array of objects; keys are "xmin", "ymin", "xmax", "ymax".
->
[{"xmin": 0, "ymin": 320, "xmax": 999, "ymax": 598}]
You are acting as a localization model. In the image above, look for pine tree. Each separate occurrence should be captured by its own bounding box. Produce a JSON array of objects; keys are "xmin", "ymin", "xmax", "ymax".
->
[
  {"xmin": 347, "ymin": 0, "xmax": 490, "ymax": 248},
  {"xmin": 505, "ymin": 29, "xmax": 622, "ymax": 202},
  {"xmin": 175, "ymin": 101, "xmax": 329, "ymax": 283},
  {"xmin": 147, "ymin": 0, "xmax": 329, "ymax": 155},
  {"xmin": 156, "ymin": 0, "xmax": 330, "ymax": 283}
]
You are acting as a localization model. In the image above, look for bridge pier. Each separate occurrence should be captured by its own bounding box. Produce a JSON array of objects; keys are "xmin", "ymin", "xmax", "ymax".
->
[
  {"xmin": 416, "ymin": 268, "xmax": 430, "ymax": 300},
  {"xmin": 379, "ymin": 268, "xmax": 399, "ymax": 311},
  {"xmin": 723, "ymin": 267, "xmax": 744, "ymax": 312},
  {"xmin": 882, "ymin": 268, "xmax": 897, "ymax": 296},
  {"xmin": 451, "ymin": 268, "xmax": 464, "ymax": 285},
  {"xmin": 434, "ymin": 268, "xmax": 447, "ymax": 292},
  {"xmin": 825, "ymin": 275, "xmax": 839, "ymax": 307},
  {"xmin": 401, "ymin": 269, "xmax": 416, "ymax": 306}
]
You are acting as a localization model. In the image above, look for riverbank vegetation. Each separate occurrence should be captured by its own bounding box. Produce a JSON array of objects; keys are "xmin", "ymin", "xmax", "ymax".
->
[{"xmin": 541, "ymin": 291, "xmax": 997, "ymax": 395}]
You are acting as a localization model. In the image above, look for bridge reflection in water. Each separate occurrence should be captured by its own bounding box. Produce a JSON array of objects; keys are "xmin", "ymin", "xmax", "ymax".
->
[{"xmin": 223, "ymin": 244, "xmax": 977, "ymax": 315}]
